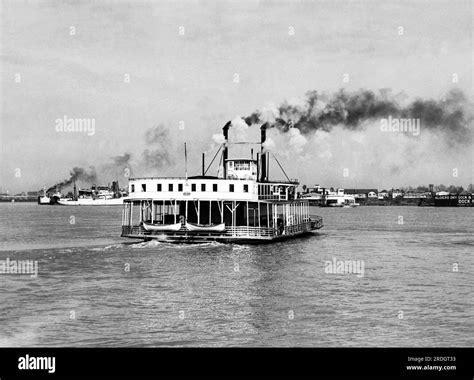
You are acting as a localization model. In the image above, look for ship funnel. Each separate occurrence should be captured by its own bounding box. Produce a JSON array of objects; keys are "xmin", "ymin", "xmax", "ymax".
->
[
  {"xmin": 260, "ymin": 123, "xmax": 268, "ymax": 182},
  {"xmin": 222, "ymin": 121, "xmax": 231, "ymax": 178}
]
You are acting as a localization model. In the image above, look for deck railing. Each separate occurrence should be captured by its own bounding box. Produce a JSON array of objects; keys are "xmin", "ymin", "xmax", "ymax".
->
[
  {"xmin": 258, "ymin": 194, "xmax": 288, "ymax": 201},
  {"xmin": 224, "ymin": 226, "xmax": 274, "ymax": 237},
  {"xmin": 122, "ymin": 216, "xmax": 323, "ymax": 237},
  {"xmin": 122, "ymin": 225, "xmax": 147, "ymax": 236},
  {"xmin": 122, "ymin": 225, "xmax": 276, "ymax": 237}
]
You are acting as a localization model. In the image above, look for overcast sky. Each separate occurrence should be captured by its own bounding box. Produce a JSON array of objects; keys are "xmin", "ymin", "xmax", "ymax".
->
[{"xmin": 1, "ymin": 0, "xmax": 472, "ymax": 193}]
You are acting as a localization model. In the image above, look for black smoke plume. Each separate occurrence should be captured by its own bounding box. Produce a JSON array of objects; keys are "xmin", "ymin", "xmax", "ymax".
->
[
  {"xmin": 112, "ymin": 152, "xmax": 131, "ymax": 167},
  {"xmin": 47, "ymin": 166, "xmax": 97, "ymax": 193},
  {"xmin": 102, "ymin": 152, "xmax": 133, "ymax": 180},
  {"xmin": 244, "ymin": 88, "xmax": 472, "ymax": 143}
]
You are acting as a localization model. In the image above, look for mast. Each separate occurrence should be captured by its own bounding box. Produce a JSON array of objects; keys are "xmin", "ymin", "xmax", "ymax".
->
[
  {"xmin": 202, "ymin": 153, "xmax": 205, "ymax": 176},
  {"xmin": 184, "ymin": 142, "xmax": 188, "ymax": 181}
]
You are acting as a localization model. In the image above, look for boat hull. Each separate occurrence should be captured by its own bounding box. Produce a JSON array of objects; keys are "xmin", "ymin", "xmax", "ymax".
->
[
  {"xmin": 37, "ymin": 197, "xmax": 51, "ymax": 205},
  {"xmin": 57, "ymin": 198, "xmax": 124, "ymax": 206},
  {"xmin": 122, "ymin": 218, "xmax": 323, "ymax": 244},
  {"xmin": 122, "ymin": 230, "xmax": 319, "ymax": 244}
]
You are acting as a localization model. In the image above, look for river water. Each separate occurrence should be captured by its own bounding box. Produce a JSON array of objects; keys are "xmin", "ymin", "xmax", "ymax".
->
[{"xmin": 0, "ymin": 203, "xmax": 472, "ymax": 347}]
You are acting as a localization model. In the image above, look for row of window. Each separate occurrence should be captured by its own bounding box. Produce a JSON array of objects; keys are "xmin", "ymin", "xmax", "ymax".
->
[{"xmin": 131, "ymin": 183, "xmax": 249, "ymax": 193}]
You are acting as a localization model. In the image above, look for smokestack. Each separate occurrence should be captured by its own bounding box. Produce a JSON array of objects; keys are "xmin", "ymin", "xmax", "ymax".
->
[
  {"xmin": 260, "ymin": 123, "xmax": 267, "ymax": 182},
  {"xmin": 222, "ymin": 121, "xmax": 231, "ymax": 179},
  {"xmin": 202, "ymin": 153, "xmax": 205, "ymax": 176},
  {"xmin": 256, "ymin": 152, "xmax": 260, "ymax": 180},
  {"xmin": 266, "ymin": 151, "xmax": 269, "ymax": 180}
]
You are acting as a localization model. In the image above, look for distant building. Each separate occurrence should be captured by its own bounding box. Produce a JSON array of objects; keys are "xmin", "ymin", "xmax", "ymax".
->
[
  {"xmin": 378, "ymin": 190, "xmax": 389, "ymax": 199},
  {"xmin": 404, "ymin": 191, "xmax": 428, "ymax": 199},
  {"xmin": 367, "ymin": 191, "xmax": 377, "ymax": 198},
  {"xmin": 306, "ymin": 184, "xmax": 330, "ymax": 195},
  {"xmin": 391, "ymin": 189, "xmax": 404, "ymax": 198},
  {"xmin": 344, "ymin": 189, "xmax": 378, "ymax": 198}
]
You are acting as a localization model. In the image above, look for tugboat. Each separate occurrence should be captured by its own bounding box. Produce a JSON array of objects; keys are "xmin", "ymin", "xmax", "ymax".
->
[
  {"xmin": 121, "ymin": 122, "xmax": 323, "ymax": 243},
  {"xmin": 37, "ymin": 187, "xmax": 51, "ymax": 205}
]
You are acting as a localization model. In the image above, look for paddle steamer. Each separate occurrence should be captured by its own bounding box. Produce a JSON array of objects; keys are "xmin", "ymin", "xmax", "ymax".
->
[{"xmin": 121, "ymin": 122, "xmax": 323, "ymax": 243}]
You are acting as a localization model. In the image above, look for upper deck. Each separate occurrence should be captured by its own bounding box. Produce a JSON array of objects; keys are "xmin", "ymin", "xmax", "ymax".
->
[{"xmin": 126, "ymin": 176, "xmax": 299, "ymax": 202}]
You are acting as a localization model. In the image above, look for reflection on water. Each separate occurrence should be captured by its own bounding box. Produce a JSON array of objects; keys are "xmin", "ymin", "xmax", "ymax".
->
[{"xmin": 0, "ymin": 203, "xmax": 473, "ymax": 346}]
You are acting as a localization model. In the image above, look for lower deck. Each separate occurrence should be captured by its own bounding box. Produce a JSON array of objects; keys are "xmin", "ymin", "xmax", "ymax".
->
[{"xmin": 121, "ymin": 199, "xmax": 323, "ymax": 243}]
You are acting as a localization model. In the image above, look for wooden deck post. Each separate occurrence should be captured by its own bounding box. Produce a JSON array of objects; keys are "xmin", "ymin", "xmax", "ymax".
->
[
  {"xmin": 258, "ymin": 202, "xmax": 261, "ymax": 228},
  {"xmin": 220, "ymin": 200, "xmax": 224, "ymax": 223},
  {"xmin": 230, "ymin": 201, "xmax": 235, "ymax": 236},
  {"xmin": 185, "ymin": 200, "xmax": 188, "ymax": 222},
  {"xmin": 298, "ymin": 202, "xmax": 301, "ymax": 225},
  {"xmin": 174, "ymin": 200, "xmax": 177, "ymax": 224},
  {"xmin": 266, "ymin": 203, "xmax": 269, "ymax": 228},
  {"xmin": 162, "ymin": 200, "xmax": 165, "ymax": 224},
  {"xmin": 198, "ymin": 200, "xmax": 200, "ymax": 225},
  {"xmin": 246, "ymin": 201, "xmax": 249, "ymax": 234}
]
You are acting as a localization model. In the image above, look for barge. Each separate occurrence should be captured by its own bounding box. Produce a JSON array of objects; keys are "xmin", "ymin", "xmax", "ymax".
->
[{"xmin": 121, "ymin": 122, "xmax": 323, "ymax": 243}]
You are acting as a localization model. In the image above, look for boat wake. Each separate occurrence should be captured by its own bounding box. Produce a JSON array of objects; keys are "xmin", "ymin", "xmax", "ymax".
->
[
  {"xmin": 87, "ymin": 243, "xmax": 127, "ymax": 252},
  {"xmin": 128, "ymin": 240, "xmax": 226, "ymax": 250},
  {"xmin": 130, "ymin": 240, "xmax": 163, "ymax": 249}
]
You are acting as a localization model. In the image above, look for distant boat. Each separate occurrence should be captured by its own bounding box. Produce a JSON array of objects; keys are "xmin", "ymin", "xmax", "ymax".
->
[
  {"xmin": 325, "ymin": 194, "xmax": 359, "ymax": 207},
  {"xmin": 57, "ymin": 197, "xmax": 123, "ymax": 206},
  {"xmin": 342, "ymin": 203, "xmax": 359, "ymax": 208},
  {"xmin": 38, "ymin": 187, "xmax": 51, "ymax": 205},
  {"xmin": 56, "ymin": 183, "xmax": 126, "ymax": 206},
  {"xmin": 38, "ymin": 196, "xmax": 51, "ymax": 205}
]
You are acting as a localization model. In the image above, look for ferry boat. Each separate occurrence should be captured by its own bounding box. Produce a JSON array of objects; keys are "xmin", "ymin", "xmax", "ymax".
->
[
  {"xmin": 325, "ymin": 194, "xmax": 359, "ymax": 207},
  {"xmin": 121, "ymin": 122, "xmax": 323, "ymax": 243},
  {"xmin": 300, "ymin": 189, "xmax": 359, "ymax": 207}
]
